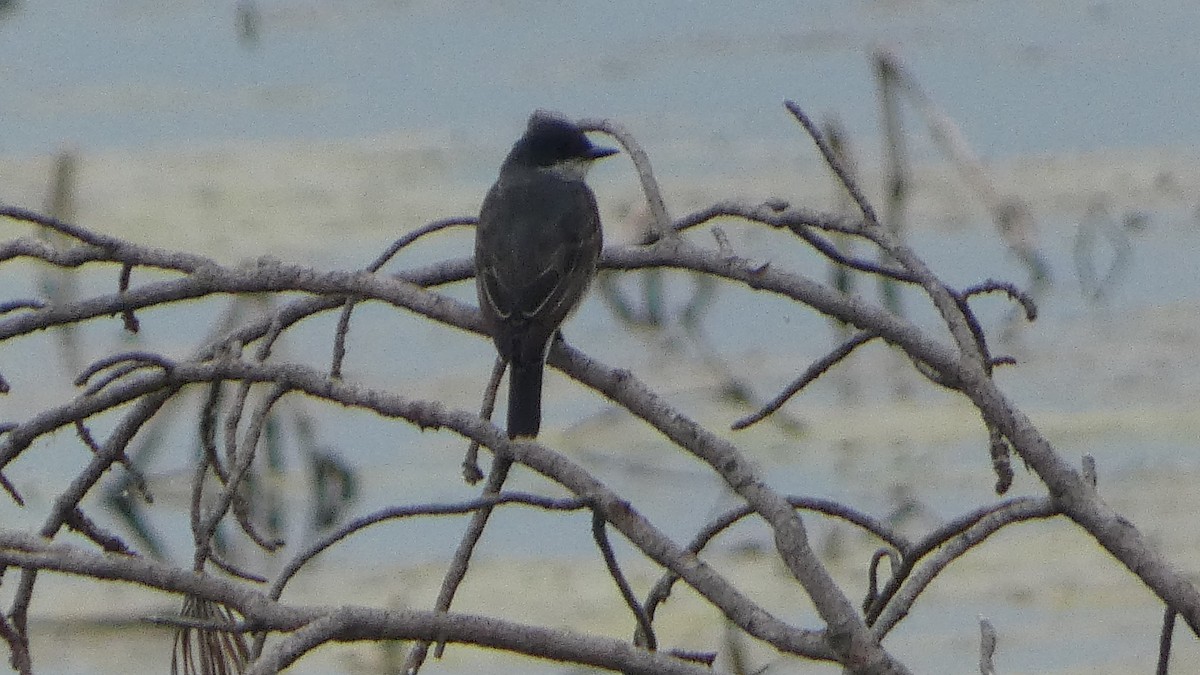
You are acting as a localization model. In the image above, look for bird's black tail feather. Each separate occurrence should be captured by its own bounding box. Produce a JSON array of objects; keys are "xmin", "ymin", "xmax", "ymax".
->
[{"xmin": 507, "ymin": 361, "xmax": 544, "ymax": 438}]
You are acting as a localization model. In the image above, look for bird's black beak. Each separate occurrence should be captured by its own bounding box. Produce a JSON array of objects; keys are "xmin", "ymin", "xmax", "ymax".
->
[{"xmin": 587, "ymin": 146, "xmax": 619, "ymax": 160}]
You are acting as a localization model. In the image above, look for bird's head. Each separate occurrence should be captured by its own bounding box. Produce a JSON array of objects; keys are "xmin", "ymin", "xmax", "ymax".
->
[{"xmin": 503, "ymin": 110, "xmax": 619, "ymax": 180}]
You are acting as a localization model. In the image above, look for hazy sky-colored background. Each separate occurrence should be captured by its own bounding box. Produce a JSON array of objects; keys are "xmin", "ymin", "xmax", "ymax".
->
[{"xmin": 3, "ymin": 0, "xmax": 1198, "ymax": 161}]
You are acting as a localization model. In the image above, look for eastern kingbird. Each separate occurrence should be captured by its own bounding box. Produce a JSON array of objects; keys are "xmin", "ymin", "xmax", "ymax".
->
[{"xmin": 475, "ymin": 111, "xmax": 618, "ymax": 439}]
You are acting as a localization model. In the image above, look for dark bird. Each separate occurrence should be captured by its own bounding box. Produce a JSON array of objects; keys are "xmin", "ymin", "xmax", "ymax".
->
[{"xmin": 475, "ymin": 111, "xmax": 618, "ymax": 438}]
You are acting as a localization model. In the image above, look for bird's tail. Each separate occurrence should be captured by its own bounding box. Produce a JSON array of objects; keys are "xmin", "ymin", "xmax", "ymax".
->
[{"xmin": 507, "ymin": 360, "xmax": 544, "ymax": 439}]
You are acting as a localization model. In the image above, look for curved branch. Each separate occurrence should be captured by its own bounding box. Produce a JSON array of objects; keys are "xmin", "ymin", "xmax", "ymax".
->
[
  {"xmin": 3, "ymin": 356, "xmax": 838, "ymax": 661},
  {"xmin": 6, "ymin": 385, "xmax": 179, "ymax": 651},
  {"xmin": 6, "ymin": 175, "xmax": 1194, "ymax": 665},
  {"xmin": 331, "ymin": 216, "xmax": 475, "ymax": 377},
  {"xmin": 0, "ymin": 299, "xmax": 44, "ymax": 315},
  {"xmin": 593, "ymin": 511, "xmax": 657, "ymax": 651},
  {"xmin": 0, "ymin": 257, "xmax": 481, "ymax": 345},
  {"xmin": 672, "ymin": 200, "xmax": 916, "ymax": 283},
  {"xmin": 868, "ymin": 497, "xmax": 1058, "ymax": 638},
  {"xmin": 0, "ymin": 532, "xmax": 718, "ymax": 675},
  {"xmin": 578, "ymin": 118, "xmax": 672, "ymax": 240},
  {"xmin": 402, "ymin": 454, "xmax": 515, "ymax": 672},
  {"xmin": 733, "ymin": 330, "xmax": 878, "ymax": 430},
  {"xmin": 601, "ymin": 239, "xmax": 963, "ymax": 381},
  {"xmin": 785, "ymin": 100, "xmax": 986, "ymax": 371},
  {"xmin": 270, "ymin": 492, "xmax": 588, "ymax": 601},
  {"xmin": 643, "ymin": 496, "xmax": 910, "ymax": 637}
]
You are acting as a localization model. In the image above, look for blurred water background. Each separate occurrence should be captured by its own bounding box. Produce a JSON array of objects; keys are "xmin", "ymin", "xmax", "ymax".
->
[{"xmin": 2, "ymin": 1, "xmax": 1200, "ymax": 673}]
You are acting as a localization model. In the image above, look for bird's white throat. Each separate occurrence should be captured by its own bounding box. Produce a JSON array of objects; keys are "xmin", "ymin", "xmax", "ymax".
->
[{"xmin": 539, "ymin": 157, "xmax": 593, "ymax": 182}]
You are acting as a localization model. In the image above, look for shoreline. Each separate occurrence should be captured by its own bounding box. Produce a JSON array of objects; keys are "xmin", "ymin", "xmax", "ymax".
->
[{"xmin": 1, "ymin": 138, "xmax": 1196, "ymax": 262}]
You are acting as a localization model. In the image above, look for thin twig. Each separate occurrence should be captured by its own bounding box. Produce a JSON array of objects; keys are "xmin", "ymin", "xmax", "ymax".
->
[
  {"xmin": 732, "ymin": 330, "xmax": 877, "ymax": 430},
  {"xmin": 1, "ymin": 203, "xmax": 126, "ymax": 248},
  {"xmin": 210, "ymin": 385, "xmax": 289, "ymax": 559},
  {"xmin": 1158, "ymin": 607, "xmax": 1176, "ymax": 675},
  {"xmin": 1, "ymin": 203, "xmax": 218, "ymax": 273},
  {"xmin": 8, "ymin": 386, "xmax": 178, "ymax": 650},
  {"xmin": 74, "ymin": 351, "xmax": 176, "ymax": 391},
  {"xmin": 253, "ymin": 311, "xmax": 285, "ymax": 363},
  {"xmin": 865, "ymin": 496, "xmax": 1049, "ymax": 624},
  {"xmin": 0, "ymin": 299, "xmax": 45, "ymax": 314},
  {"xmin": 368, "ymin": 217, "xmax": 478, "ymax": 275},
  {"xmin": 402, "ymin": 455, "xmax": 515, "ymax": 673},
  {"xmin": 209, "ymin": 551, "xmax": 269, "ymax": 584},
  {"xmin": 644, "ymin": 496, "xmax": 908, "ymax": 631},
  {"xmin": 786, "ymin": 98, "xmax": 990, "ymax": 382},
  {"xmin": 979, "ymin": 617, "xmax": 997, "ymax": 675},
  {"xmin": 671, "ymin": 201, "xmax": 916, "ymax": 283},
  {"xmin": 869, "ymin": 497, "xmax": 1058, "ymax": 638},
  {"xmin": 199, "ymin": 380, "xmax": 229, "ymax": 484},
  {"xmin": 73, "ymin": 419, "xmax": 103, "ymax": 453},
  {"xmin": 784, "ymin": 101, "xmax": 884, "ymax": 231},
  {"xmin": 119, "ymin": 262, "xmax": 140, "ymax": 333},
  {"xmin": 2, "ymin": 532, "xmax": 721, "ymax": 675},
  {"xmin": 0, "ymin": 612, "xmax": 32, "ymax": 675},
  {"xmin": 330, "ymin": 216, "xmax": 475, "ymax": 378},
  {"xmin": 0, "ymin": 470, "xmax": 22, "ymax": 506},
  {"xmin": 64, "ymin": 507, "xmax": 135, "ymax": 555},
  {"xmin": 863, "ymin": 548, "xmax": 900, "ymax": 614},
  {"xmin": 269, "ymin": 492, "xmax": 588, "ymax": 602},
  {"xmin": 464, "ymin": 357, "xmax": 505, "ymax": 484},
  {"xmin": 988, "ymin": 425, "xmax": 1014, "ymax": 495},
  {"xmin": 592, "ymin": 510, "xmax": 656, "ymax": 651},
  {"xmin": 961, "ymin": 279, "xmax": 1039, "ymax": 322},
  {"xmin": 578, "ymin": 117, "xmax": 672, "ymax": 240}
]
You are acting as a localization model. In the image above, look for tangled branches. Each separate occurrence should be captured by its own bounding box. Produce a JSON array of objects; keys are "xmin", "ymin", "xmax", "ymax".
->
[{"xmin": 0, "ymin": 103, "xmax": 1195, "ymax": 675}]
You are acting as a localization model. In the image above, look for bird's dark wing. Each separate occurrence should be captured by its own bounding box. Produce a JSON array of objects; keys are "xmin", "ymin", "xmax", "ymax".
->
[{"xmin": 475, "ymin": 172, "xmax": 602, "ymax": 364}]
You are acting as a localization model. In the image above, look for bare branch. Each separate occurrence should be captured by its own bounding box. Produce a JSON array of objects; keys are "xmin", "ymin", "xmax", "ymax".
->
[
  {"xmin": 645, "ymin": 496, "xmax": 908, "ymax": 641},
  {"xmin": 404, "ymin": 455, "xmax": 515, "ymax": 671},
  {"xmin": 592, "ymin": 510, "xmax": 657, "ymax": 651},
  {"xmin": 0, "ymin": 531, "xmax": 722, "ymax": 675},
  {"xmin": 1158, "ymin": 607, "xmax": 1176, "ymax": 675},
  {"xmin": 864, "ymin": 549, "xmax": 900, "ymax": 614},
  {"xmin": 578, "ymin": 117, "xmax": 672, "ymax": 240},
  {"xmin": 672, "ymin": 200, "xmax": 915, "ymax": 282},
  {"xmin": 988, "ymin": 425, "xmax": 1014, "ymax": 495},
  {"xmin": 270, "ymin": 492, "xmax": 588, "ymax": 602},
  {"xmin": 209, "ymin": 552, "xmax": 269, "ymax": 584},
  {"xmin": 979, "ymin": 617, "xmax": 997, "ymax": 675},
  {"xmin": 6, "ymin": 385, "xmax": 178, "ymax": 650},
  {"xmin": 961, "ymin": 279, "xmax": 1038, "ymax": 322},
  {"xmin": 197, "ymin": 384, "xmax": 289, "ymax": 567},
  {"xmin": 462, "ymin": 356, "xmax": 505, "ymax": 484},
  {"xmin": 0, "ymin": 612, "xmax": 32, "ymax": 675},
  {"xmin": 330, "ymin": 216, "xmax": 475, "ymax": 378},
  {"xmin": 0, "ymin": 469, "xmax": 22, "ymax": 507},
  {"xmin": 26, "ymin": 354, "xmax": 838, "ymax": 662},
  {"xmin": 63, "ymin": 507, "xmax": 135, "ymax": 555},
  {"xmin": 74, "ymin": 351, "xmax": 176, "ymax": 396},
  {"xmin": 733, "ymin": 330, "xmax": 877, "ymax": 430},
  {"xmin": 870, "ymin": 497, "xmax": 1057, "ymax": 638},
  {"xmin": 118, "ymin": 262, "xmax": 140, "ymax": 333},
  {"xmin": 785, "ymin": 99, "xmax": 988, "ymax": 373},
  {"xmin": 0, "ymin": 299, "xmax": 45, "ymax": 315},
  {"xmin": 2, "ymin": 99, "xmax": 1197, "ymax": 675}
]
